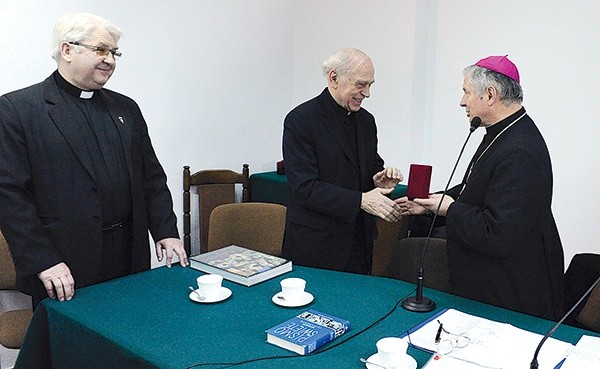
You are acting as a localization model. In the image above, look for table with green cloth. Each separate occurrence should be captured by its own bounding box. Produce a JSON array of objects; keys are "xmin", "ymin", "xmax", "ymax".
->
[
  {"xmin": 16, "ymin": 265, "xmax": 598, "ymax": 369},
  {"xmin": 249, "ymin": 171, "xmax": 408, "ymax": 205}
]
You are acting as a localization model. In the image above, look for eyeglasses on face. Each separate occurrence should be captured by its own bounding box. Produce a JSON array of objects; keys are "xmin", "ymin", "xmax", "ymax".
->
[{"xmin": 68, "ymin": 41, "xmax": 122, "ymax": 58}]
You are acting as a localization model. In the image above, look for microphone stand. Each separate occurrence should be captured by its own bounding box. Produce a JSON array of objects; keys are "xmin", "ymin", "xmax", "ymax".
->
[{"xmin": 402, "ymin": 118, "xmax": 480, "ymax": 312}]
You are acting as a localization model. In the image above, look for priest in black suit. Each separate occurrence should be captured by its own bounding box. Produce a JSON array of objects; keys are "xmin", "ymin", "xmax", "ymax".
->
[
  {"xmin": 397, "ymin": 55, "xmax": 564, "ymax": 320},
  {"xmin": 282, "ymin": 48, "xmax": 404, "ymax": 275},
  {"xmin": 0, "ymin": 12, "xmax": 188, "ymax": 307}
]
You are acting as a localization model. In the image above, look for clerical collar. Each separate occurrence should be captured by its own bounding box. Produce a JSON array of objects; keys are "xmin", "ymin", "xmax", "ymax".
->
[
  {"xmin": 485, "ymin": 107, "xmax": 526, "ymax": 139},
  {"xmin": 323, "ymin": 88, "xmax": 353, "ymax": 122},
  {"xmin": 53, "ymin": 70, "xmax": 95, "ymax": 99},
  {"xmin": 458, "ymin": 107, "xmax": 527, "ymax": 199}
]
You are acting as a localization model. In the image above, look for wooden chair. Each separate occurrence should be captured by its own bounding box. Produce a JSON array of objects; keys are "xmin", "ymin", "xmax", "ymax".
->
[
  {"xmin": 371, "ymin": 217, "xmax": 409, "ymax": 275},
  {"xmin": 207, "ymin": 202, "xmax": 287, "ymax": 256},
  {"xmin": 183, "ymin": 164, "xmax": 250, "ymax": 255},
  {"xmin": 372, "ymin": 235, "xmax": 451, "ymax": 293},
  {"xmin": 564, "ymin": 253, "xmax": 600, "ymax": 333},
  {"xmin": 0, "ymin": 231, "xmax": 33, "ymax": 350}
]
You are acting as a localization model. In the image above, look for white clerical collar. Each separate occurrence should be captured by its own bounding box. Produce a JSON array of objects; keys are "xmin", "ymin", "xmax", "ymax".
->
[{"xmin": 80, "ymin": 91, "xmax": 94, "ymax": 99}]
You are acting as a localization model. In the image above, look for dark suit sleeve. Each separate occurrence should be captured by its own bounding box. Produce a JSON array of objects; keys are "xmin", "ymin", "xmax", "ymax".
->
[
  {"xmin": 126, "ymin": 100, "xmax": 179, "ymax": 242},
  {"xmin": 446, "ymin": 147, "xmax": 551, "ymax": 258},
  {"xmin": 0, "ymin": 94, "xmax": 64, "ymax": 285}
]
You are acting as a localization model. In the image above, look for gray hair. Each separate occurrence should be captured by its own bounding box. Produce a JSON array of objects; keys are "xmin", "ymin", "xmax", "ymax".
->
[
  {"xmin": 463, "ymin": 65, "xmax": 523, "ymax": 105},
  {"xmin": 322, "ymin": 48, "xmax": 371, "ymax": 80},
  {"xmin": 50, "ymin": 12, "xmax": 123, "ymax": 63}
]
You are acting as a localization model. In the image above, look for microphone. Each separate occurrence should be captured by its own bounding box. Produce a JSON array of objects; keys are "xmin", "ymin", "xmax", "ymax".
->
[
  {"xmin": 530, "ymin": 274, "xmax": 600, "ymax": 369},
  {"xmin": 469, "ymin": 115, "xmax": 481, "ymax": 132},
  {"xmin": 402, "ymin": 116, "xmax": 481, "ymax": 312}
]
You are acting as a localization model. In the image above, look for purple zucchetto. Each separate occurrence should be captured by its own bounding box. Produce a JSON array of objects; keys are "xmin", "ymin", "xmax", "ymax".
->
[{"xmin": 475, "ymin": 55, "xmax": 520, "ymax": 84}]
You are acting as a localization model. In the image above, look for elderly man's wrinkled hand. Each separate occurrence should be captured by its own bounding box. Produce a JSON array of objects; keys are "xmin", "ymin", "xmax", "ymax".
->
[
  {"xmin": 373, "ymin": 167, "xmax": 404, "ymax": 189},
  {"xmin": 361, "ymin": 187, "xmax": 402, "ymax": 222}
]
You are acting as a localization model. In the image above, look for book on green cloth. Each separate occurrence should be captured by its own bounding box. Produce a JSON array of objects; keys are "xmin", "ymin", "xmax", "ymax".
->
[
  {"xmin": 265, "ymin": 309, "xmax": 350, "ymax": 355},
  {"xmin": 190, "ymin": 245, "xmax": 292, "ymax": 286}
]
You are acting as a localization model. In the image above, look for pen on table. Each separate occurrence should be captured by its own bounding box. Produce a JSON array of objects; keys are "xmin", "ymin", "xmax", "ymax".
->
[{"xmin": 435, "ymin": 321, "xmax": 443, "ymax": 343}]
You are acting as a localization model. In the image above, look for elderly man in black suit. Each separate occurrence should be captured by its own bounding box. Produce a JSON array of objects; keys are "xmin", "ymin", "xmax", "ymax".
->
[
  {"xmin": 0, "ymin": 12, "xmax": 188, "ymax": 307},
  {"xmin": 282, "ymin": 48, "xmax": 403, "ymax": 275}
]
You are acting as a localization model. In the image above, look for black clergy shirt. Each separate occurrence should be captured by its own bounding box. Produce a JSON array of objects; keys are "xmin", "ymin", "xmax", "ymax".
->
[
  {"xmin": 54, "ymin": 71, "xmax": 132, "ymax": 227},
  {"xmin": 322, "ymin": 90, "xmax": 368, "ymax": 274}
]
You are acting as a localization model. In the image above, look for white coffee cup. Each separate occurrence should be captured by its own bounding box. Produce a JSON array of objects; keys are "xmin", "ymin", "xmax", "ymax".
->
[
  {"xmin": 279, "ymin": 277, "xmax": 306, "ymax": 301},
  {"xmin": 196, "ymin": 274, "xmax": 223, "ymax": 299},
  {"xmin": 376, "ymin": 337, "xmax": 408, "ymax": 366}
]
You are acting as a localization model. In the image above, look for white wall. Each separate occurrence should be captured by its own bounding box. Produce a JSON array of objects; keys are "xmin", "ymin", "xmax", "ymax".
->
[
  {"xmin": 289, "ymin": 0, "xmax": 600, "ymax": 267},
  {"xmin": 0, "ymin": 1, "xmax": 295, "ymax": 268},
  {"xmin": 1, "ymin": 1, "xmax": 598, "ymax": 270},
  {"xmin": 429, "ymin": 1, "xmax": 600, "ymax": 264},
  {"xmin": 291, "ymin": 1, "xmax": 418, "ymax": 172}
]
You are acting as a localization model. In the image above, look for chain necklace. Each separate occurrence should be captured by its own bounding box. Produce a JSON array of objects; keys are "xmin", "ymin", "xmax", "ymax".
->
[{"xmin": 458, "ymin": 111, "xmax": 527, "ymax": 198}]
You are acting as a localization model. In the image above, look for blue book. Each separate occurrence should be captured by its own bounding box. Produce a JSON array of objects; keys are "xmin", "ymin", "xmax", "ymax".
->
[{"xmin": 265, "ymin": 309, "xmax": 350, "ymax": 355}]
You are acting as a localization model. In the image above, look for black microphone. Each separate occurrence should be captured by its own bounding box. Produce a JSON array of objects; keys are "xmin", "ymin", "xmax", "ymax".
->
[
  {"xmin": 530, "ymin": 274, "xmax": 600, "ymax": 369},
  {"xmin": 402, "ymin": 116, "xmax": 481, "ymax": 312},
  {"xmin": 469, "ymin": 115, "xmax": 481, "ymax": 132}
]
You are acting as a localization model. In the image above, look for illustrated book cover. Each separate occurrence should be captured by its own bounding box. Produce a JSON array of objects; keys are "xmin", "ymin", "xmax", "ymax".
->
[
  {"xmin": 190, "ymin": 245, "xmax": 292, "ymax": 286},
  {"xmin": 265, "ymin": 309, "xmax": 350, "ymax": 355}
]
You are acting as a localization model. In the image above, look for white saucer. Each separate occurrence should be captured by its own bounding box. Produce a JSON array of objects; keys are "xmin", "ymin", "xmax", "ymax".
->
[
  {"xmin": 271, "ymin": 291, "xmax": 314, "ymax": 307},
  {"xmin": 364, "ymin": 353, "xmax": 417, "ymax": 369},
  {"xmin": 189, "ymin": 287, "xmax": 232, "ymax": 303}
]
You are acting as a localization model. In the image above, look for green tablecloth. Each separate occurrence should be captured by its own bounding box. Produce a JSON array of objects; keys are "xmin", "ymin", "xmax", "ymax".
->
[
  {"xmin": 249, "ymin": 171, "xmax": 408, "ymax": 205},
  {"xmin": 249, "ymin": 171, "xmax": 289, "ymax": 205},
  {"xmin": 16, "ymin": 266, "xmax": 598, "ymax": 369}
]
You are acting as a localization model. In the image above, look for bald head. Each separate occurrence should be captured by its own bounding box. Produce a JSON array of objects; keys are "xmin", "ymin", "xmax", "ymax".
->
[{"xmin": 323, "ymin": 48, "xmax": 375, "ymax": 112}]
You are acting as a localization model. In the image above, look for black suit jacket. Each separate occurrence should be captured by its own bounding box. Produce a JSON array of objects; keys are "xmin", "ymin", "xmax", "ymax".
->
[
  {"xmin": 0, "ymin": 74, "xmax": 178, "ymax": 299},
  {"xmin": 282, "ymin": 89, "xmax": 384, "ymax": 271},
  {"xmin": 445, "ymin": 109, "xmax": 564, "ymax": 320}
]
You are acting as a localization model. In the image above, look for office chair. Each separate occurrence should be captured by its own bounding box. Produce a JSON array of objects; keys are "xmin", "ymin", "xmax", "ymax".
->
[
  {"xmin": 0, "ymin": 231, "xmax": 33, "ymax": 350},
  {"xmin": 564, "ymin": 253, "xmax": 600, "ymax": 333},
  {"xmin": 372, "ymin": 235, "xmax": 451, "ymax": 293},
  {"xmin": 207, "ymin": 202, "xmax": 287, "ymax": 256},
  {"xmin": 183, "ymin": 164, "xmax": 250, "ymax": 255}
]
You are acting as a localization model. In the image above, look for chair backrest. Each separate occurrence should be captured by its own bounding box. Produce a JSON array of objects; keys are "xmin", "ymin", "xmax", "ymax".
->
[
  {"xmin": 183, "ymin": 164, "xmax": 250, "ymax": 255},
  {"xmin": 0, "ymin": 230, "xmax": 17, "ymax": 290},
  {"xmin": 371, "ymin": 217, "xmax": 409, "ymax": 275},
  {"xmin": 372, "ymin": 235, "xmax": 450, "ymax": 293},
  {"xmin": 0, "ymin": 230, "xmax": 33, "ymax": 350},
  {"xmin": 577, "ymin": 281, "xmax": 600, "ymax": 333},
  {"xmin": 564, "ymin": 253, "xmax": 600, "ymax": 332},
  {"xmin": 207, "ymin": 202, "xmax": 287, "ymax": 256}
]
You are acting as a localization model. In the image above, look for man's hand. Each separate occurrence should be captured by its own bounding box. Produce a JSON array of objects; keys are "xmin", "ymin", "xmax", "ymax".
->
[
  {"xmin": 156, "ymin": 238, "xmax": 189, "ymax": 268},
  {"xmin": 373, "ymin": 167, "xmax": 404, "ymax": 189},
  {"xmin": 413, "ymin": 193, "xmax": 454, "ymax": 217},
  {"xmin": 395, "ymin": 194, "xmax": 455, "ymax": 217},
  {"xmin": 37, "ymin": 262, "xmax": 75, "ymax": 301},
  {"xmin": 361, "ymin": 187, "xmax": 402, "ymax": 222}
]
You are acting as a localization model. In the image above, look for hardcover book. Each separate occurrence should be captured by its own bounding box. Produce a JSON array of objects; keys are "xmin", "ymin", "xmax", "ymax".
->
[
  {"xmin": 190, "ymin": 245, "xmax": 292, "ymax": 286},
  {"xmin": 265, "ymin": 309, "xmax": 350, "ymax": 355}
]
